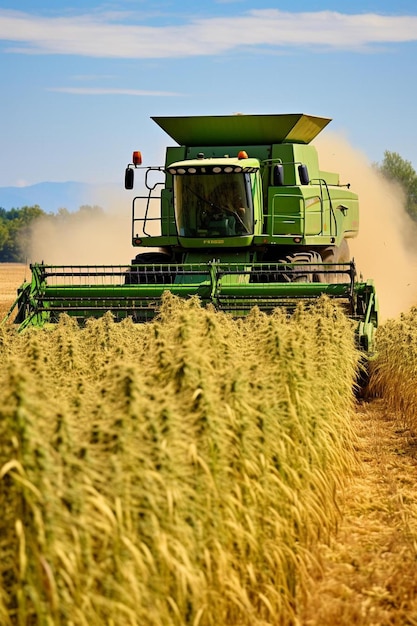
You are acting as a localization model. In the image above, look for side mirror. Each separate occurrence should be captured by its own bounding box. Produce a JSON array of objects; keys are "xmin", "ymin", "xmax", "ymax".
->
[
  {"xmin": 273, "ymin": 164, "xmax": 284, "ymax": 186},
  {"xmin": 125, "ymin": 167, "xmax": 134, "ymax": 190},
  {"xmin": 298, "ymin": 164, "xmax": 310, "ymax": 185}
]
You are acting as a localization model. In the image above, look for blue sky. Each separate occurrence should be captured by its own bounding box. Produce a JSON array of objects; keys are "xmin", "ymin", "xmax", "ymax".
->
[{"xmin": 1, "ymin": 1, "xmax": 416, "ymax": 187}]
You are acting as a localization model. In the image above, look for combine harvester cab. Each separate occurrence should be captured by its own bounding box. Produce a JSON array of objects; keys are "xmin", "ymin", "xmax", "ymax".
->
[{"xmin": 6, "ymin": 113, "xmax": 379, "ymax": 354}]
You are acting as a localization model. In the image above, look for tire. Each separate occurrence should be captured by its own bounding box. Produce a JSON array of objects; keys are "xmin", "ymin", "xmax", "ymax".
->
[
  {"xmin": 277, "ymin": 251, "xmax": 322, "ymax": 283},
  {"xmin": 125, "ymin": 252, "xmax": 173, "ymax": 285},
  {"xmin": 318, "ymin": 240, "xmax": 351, "ymax": 283}
]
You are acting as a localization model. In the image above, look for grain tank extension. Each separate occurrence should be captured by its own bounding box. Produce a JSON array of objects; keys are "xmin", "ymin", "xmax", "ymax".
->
[{"xmin": 8, "ymin": 114, "xmax": 378, "ymax": 351}]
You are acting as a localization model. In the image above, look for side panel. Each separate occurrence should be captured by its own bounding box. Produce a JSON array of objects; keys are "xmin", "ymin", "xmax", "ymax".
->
[
  {"xmin": 267, "ymin": 188, "xmax": 329, "ymax": 237},
  {"xmin": 327, "ymin": 188, "xmax": 359, "ymax": 238},
  {"xmin": 268, "ymin": 188, "xmax": 304, "ymax": 236}
]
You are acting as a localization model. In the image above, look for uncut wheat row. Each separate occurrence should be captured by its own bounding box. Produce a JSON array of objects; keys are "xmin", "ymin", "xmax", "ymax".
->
[
  {"xmin": 368, "ymin": 306, "xmax": 417, "ymax": 429},
  {"xmin": 0, "ymin": 293, "xmax": 359, "ymax": 626}
]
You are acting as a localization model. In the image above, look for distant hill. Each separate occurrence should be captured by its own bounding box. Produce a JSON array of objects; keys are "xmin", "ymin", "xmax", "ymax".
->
[{"xmin": 0, "ymin": 181, "xmax": 122, "ymax": 213}]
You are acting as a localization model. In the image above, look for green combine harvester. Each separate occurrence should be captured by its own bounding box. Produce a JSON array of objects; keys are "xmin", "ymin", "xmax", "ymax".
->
[{"xmin": 7, "ymin": 113, "xmax": 378, "ymax": 352}]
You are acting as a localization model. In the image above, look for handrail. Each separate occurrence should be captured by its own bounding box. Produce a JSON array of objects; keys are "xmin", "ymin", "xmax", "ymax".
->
[
  {"xmin": 265, "ymin": 181, "xmax": 338, "ymax": 238},
  {"xmin": 309, "ymin": 178, "xmax": 337, "ymax": 237}
]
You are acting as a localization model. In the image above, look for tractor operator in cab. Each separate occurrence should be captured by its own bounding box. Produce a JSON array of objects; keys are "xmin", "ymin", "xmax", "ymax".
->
[{"xmin": 201, "ymin": 181, "xmax": 248, "ymax": 235}]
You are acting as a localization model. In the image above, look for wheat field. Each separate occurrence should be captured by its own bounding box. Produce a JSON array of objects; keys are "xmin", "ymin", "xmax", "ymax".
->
[
  {"xmin": 0, "ymin": 264, "xmax": 30, "ymax": 320},
  {"xmin": 0, "ymin": 264, "xmax": 365, "ymax": 625},
  {"xmin": 368, "ymin": 308, "xmax": 417, "ymax": 428}
]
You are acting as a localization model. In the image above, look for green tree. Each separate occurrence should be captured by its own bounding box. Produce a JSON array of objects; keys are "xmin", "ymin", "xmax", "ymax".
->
[
  {"xmin": 0, "ymin": 219, "xmax": 8, "ymax": 251},
  {"xmin": 0, "ymin": 205, "xmax": 46, "ymax": 262},
  {"xmin": 375, "ymin": 151, "xmax": 417, "ymax": 221}
]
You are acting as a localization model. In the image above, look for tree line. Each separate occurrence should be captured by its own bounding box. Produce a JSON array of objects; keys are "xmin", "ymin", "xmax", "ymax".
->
[{"xmin": 1, "ymin": 151, "xmax": 416, "ymax": 263}]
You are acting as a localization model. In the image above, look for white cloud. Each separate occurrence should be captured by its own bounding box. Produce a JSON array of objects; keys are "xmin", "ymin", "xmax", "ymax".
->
[
  {"xmin": 0, "ymin": 8, "xmax": 416, "ymax": 59},
  {"xmin": 48, "ymin": 87, "xmax": 183, "ymax": 96}
]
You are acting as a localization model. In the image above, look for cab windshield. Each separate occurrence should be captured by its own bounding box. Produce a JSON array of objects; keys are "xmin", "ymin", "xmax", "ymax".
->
[{"xmin": 174, "ymin": 173, "xmax": 254, "ymax": 238}]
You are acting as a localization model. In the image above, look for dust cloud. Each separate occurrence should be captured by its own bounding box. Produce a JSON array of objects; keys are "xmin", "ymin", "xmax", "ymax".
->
[
  {"xmin": 29, "ymin": 187, "xmax": 135, "ymax": 266},
  {"xmin": 315, "ymin": 132, "xmax": 417, "ymax": 321}
]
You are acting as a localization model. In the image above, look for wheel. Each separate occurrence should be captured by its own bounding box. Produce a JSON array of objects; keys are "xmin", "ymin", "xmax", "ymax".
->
[
  {"xmin": 125, "ymin": 252, "xmax": 173, "ymax": 285},
  {"xmin": 277, "ymin": 251, "xmax": 322, "ymax": 283},
  {"xmin": 318, "ymin": 240, "xmax": 351, "ymax": 283}
]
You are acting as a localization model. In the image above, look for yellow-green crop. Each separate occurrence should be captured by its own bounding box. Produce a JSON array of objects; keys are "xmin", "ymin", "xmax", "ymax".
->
[
  {"xmin": 0, "ymin": 294, "xmax": 359, "ymax": 625},
  {"xmin": 368, "ymin": 307, "xmax": 417, "ymax": 429}
]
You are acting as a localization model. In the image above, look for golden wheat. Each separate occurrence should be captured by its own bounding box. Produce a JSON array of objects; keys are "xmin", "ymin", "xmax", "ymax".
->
[
  {"xmin": 368, "ymin": 307, "xmax": 417, "ymax": 429},
  {"xmin": 0, "ymin": 293, "xmax": 360, "ymax": 625}
]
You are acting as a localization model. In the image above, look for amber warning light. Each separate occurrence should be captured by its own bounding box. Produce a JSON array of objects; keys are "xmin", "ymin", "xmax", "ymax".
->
[{"xmin": 132, "ymin": 151, "xmax": 142, "ymax": 166}]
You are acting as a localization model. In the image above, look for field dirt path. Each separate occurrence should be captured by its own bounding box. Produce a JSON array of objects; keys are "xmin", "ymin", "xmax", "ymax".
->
[
  {"xmin": 302, "ymin": 399, "xmax": 417, "ymax": 625},
  {"xmin": 2, "ymin": 264, "xmax": 417, "ymax": 624}
]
